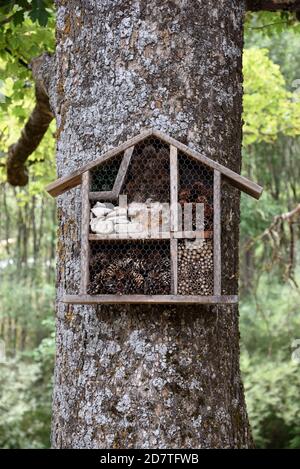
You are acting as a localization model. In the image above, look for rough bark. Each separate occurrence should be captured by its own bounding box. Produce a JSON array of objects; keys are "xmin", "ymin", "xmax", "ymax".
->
[{"xmin": 51, "ymin": 0, "xmax": 253, "ymax": 449}]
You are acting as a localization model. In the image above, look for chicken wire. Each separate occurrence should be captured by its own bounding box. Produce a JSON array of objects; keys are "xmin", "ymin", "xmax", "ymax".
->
[
  {"xmin": 176, "ymin": 153, "xmax": 214, "ymax": 295},
  {"xmin": 121, "ymin": 137, "xmax": 170, "ymax": 204},
  {"xmin": 178, "ymin": 153, "xmax": 214, "ymax": 232},
  {"xmin": 90, "ymin": 153, "xmax": 122, "ymax": 192},
  {"xmin": 90, "ymin": 137, "xmax": 170, "ymax": 201},
  {"xmin": 88, "ymin": 240, "xmax": 171, "ymax": 295}
]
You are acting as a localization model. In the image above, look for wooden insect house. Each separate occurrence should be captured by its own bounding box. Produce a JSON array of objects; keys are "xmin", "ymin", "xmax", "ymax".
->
[{"xmin": 46, "ymin": 128, "xmax": 263, "ymax": 304}]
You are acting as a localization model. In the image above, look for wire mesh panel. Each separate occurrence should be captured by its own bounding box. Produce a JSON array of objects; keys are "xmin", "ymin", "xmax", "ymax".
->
[
  {"xmin": 88, "ymin": 240, "xmax": 171, "ymax": 295},
  {"xmin": 122, "ymin": 137, "xmax": 170, "ymax": 204},
  {"xmin": 87, "ymin": 139, "xmax": 172, "ymax": 297},
  {"xmin": 177, "ymin": 154, "xmax": 215, "ymax": 295},
  {"xmin": 91, "ymin": 154, "xmax": 122, "ymax": 192},
  {"xmin": 178, "ymin": 153, "xmax": 214, "ymax": 232},
  {"xmin": 89, "ymin": 137, "xmax": 171, "ymax": 239}
]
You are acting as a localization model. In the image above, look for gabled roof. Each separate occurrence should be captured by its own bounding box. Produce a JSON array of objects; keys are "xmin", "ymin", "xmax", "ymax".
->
[{"xmin": 46, "ymin": 128, "xmax": 263, "ymax": 199}]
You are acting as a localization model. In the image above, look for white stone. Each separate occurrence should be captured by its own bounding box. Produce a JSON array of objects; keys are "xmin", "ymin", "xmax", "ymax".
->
[
  {"xmin": 106, "ymin": 207, "xmax": 127, "ymax": 219},
  {"xmin": 90, "ymin": 219, "xmax": 114, "ymax": 234},
  {"xmin": 105, "ymin": 215, "xmax": 129, "ymax": 224},
  {"xmin": 114, "ymin": 222, "xmax": 143, "ymax": 234},
  {"xmin": 91, "ymin": 207, "xmax": 112, "ymax": 217},
  {"xmin": 94, "ymin": 202, "xmax": 110, "ymax": 208},
  {"xmin": 114, "ymin": 217, "xmax": 131, "ymax": 225}
]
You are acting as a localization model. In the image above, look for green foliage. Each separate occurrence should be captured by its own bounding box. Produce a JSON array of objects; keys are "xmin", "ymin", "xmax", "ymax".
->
[
  {"xmin": 0, "ymin": 268, "xmax": 55, "ymax": 331},
  {"xmin": 0, "ymin": 238, "xmax": 55, "ymax": 449},
  {"xmin": 0, "ymin": 246, "xmax": 55, "ymax": 448},
  {"xmin": 0, "ymin": 1, "xmax": 54, "ymax": 27},
  {"xmin": 242, "ymin": 357, "xmax": 300, "ymax": 449},
  {"xmin": 243, "ymin": 48, "xmax": 300, "ymax": 145},
  {"xmin": 240, "ymin": 275, "xmax": 300, "ymax": 448},
  {"xmin": 240, "ymin": 25, "xmax": 300, "ymax": 450},
  {"xmin": 0, "ymin": 359, "xmax": 41, "ymax": 448},
  {"xmin": 245, "ymin": 11, "xmax": 300, "ymax": 38},
  {"xmin": 241, "ymin": 36, "xmax": 300, "ymax": 285},
  {"xmin": 0, "ymin": 9, "xmax": 56, "ymax": 448},
  {"xmin": 0, "ymin": 4, "xmax": 56, "ymax": 192},
  {"xmin": 240, "ymin": 190, "xmax": 283, "ymax": 240},
  {"xmin": 241, "ymin": 274, "xmax": 300, "ymax": 357},
  {"xmin": 0, "ymin": 316, "xmax": 55, "ymax": 448}
]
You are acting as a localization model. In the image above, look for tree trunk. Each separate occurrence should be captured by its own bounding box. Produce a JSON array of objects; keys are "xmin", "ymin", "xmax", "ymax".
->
[{"xmin": 51, "ymin": 0, "xmax": 253, "ymax": 449}]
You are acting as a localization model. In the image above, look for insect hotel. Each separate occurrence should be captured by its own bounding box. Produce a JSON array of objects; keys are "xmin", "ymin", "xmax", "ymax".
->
[{"xmin": 46, "ymin": 128, "xmax": 263, "ymax": 304}]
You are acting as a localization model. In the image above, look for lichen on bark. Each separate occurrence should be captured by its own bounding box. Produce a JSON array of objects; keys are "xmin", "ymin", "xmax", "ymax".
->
[{"xmin": 51, "ymin": 0, "xmax": 253, "ymax": 448}]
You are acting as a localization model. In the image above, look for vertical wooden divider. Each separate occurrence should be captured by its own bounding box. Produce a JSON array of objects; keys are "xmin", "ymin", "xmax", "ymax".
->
[
  {"xmin": 112, "ymin": 146, "xmax": 134, "ymax": 197},
  {"xmin": 213, "ymin": 170, "xmax": 221, "ymax": 295},
  {"xmin": 170, "ymin": 145, "xmax": 178, "ymax": 294},
  {"xmin": 80, "ymin": 171, "xmax": 91, "ymax": 294},
  {"xmin": 170, "ymin": 239, "xmax": 178, "ymax": 295}
]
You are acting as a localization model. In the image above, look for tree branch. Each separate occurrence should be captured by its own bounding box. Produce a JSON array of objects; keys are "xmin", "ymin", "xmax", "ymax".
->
[
  {"xmin": 244, "ymin": 203, "xmax": 300, "ymax": 252},
  {"xmin": 247, "ymin": 0, "xmax": 300, "ymax": 11},
  {"xmin": 6, "ymin": 53, "xmax": 54, "ymax": 187},
  {"xmin": 4, "ymin": 47, "xmax": 29, "ymax": 69},
  {"xmin": 243, "ymin": 203, "xmax": 300, "ymax": 285}
]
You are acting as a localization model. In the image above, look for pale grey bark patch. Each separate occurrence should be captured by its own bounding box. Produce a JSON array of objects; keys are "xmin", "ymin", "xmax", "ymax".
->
[{"xmin": 51, "ymin": 0, "xmax": 253, "ymax": 448}]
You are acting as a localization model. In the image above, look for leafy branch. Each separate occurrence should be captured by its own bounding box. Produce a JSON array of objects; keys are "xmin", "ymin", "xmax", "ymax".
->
[{"xmin": 0, "ymin": 0, "xmax": 54, "ymax": 27}]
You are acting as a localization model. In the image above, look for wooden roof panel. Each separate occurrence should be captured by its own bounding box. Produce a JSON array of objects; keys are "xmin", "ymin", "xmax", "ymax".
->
[{"xmin": 46, "ymin": 128, "xmax": 263, "ymax": 199}]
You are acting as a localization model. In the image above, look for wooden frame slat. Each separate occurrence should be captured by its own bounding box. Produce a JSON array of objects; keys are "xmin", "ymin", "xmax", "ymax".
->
[
  {"xmin": 173, "ymin": 230, "xmax": 213, "ymax": 239},
  {"xmin": 46, "ymin": 129, "xmax": 152, "ymax": 197},
  {"xmin": 213, "ymin": 170, "xmax": 221, "ymax": 296},
  {"xmin": 80, "ymin": 171, "xmax": 90, "ymax": 294},
  {"xmin": 152, "ymin": 129, "xmax": 263, "ymax": 200},
  {"xmin": 89, "ymin": 233, "xmax": 171, "ymax": 241},
  {"xmin": 89, "ymin": 191, "xmax": 118, "ymax": 201},
  {"xmin": 62, "ymin": 294, "xmax": 238, "ymax": 305},
  {"xmin": 112, "ymin": 146, "xmax": 134, "ymax": 197},
  {"xmin": 170, "ymin": 145, "xmax": 178, "ymax": 232},
  {"xmin": 170, "ymin": 239, "xmax": 178, "ymax": 294},
  {"xmin": 88, "ymin": 231, "xmax": 213, "ymax": 241}
]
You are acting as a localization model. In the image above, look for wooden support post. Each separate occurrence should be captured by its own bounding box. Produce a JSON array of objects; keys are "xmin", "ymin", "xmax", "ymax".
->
[
  {"xmin": 213, "ymin": 170, "xmax": 221, "ymax": 296},
  {"xmin": 80, "ymin": 171, "xmax": 90, "ymax": 294},
  {"xmin": 170, "ymin": 238, "xmax": 178, "ymax": 294},
  {"xmin": 170, "ymin": 145, "xmax": 178, "ymax": 232},
  {"xmin": 170, "ymin": 145, "xmax": 178, "ymax": 294}
]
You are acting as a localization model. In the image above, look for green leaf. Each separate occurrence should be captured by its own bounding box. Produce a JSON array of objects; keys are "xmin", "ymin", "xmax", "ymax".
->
[
  {"xmin": 0, "ymin": 1, "xmax": 15, "ymax": 14},
  {"xmin": 29, "ymin": 0, "xmax": 50, "ymax": 27},
  {"xmin": 12, "ymin": 10, "xmax": 24, "ymax": 26}
]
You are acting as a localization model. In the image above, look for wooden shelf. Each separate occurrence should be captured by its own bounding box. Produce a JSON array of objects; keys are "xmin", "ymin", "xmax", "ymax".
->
[
  {"xmin": 88, "ymin": 231, "xmax": 213, "ymax": 241},
  {"xmin": 89, "ymin": 232, "xmax": 171, "ymax": 241},
  {"xmin": 62, "ymin": 295, "xmax": 238, "ymax": 305},
  {"xmin": 173, "ymin": 231, "xmax": 213, "ymax": 239}
]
